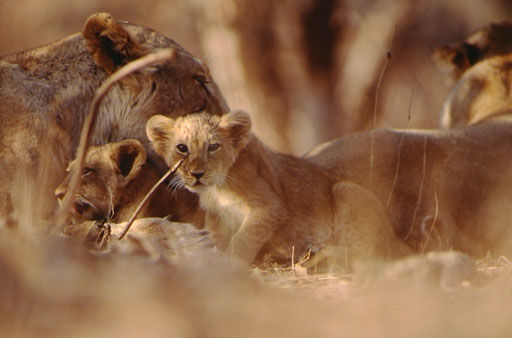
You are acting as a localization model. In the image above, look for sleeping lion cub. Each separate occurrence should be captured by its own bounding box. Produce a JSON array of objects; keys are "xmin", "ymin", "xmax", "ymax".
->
[
  {"xmin": 55, "ymin": 139, "xmax": 203, "ymax": 226},
  {"xmin": 146, "ymin": 111, "xmax": 405, "ymax": 268}
]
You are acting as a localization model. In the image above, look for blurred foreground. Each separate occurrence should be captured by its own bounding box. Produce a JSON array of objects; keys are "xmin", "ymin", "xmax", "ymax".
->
[{"xmin": 1, "ymin": 220, "xmax": 512, "ymax": 337}]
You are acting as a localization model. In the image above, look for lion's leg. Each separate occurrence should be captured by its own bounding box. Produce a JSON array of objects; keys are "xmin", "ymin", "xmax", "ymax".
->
[
  {"xmin": 335, "ymin": 181, "xmax": 391, "ymax": 266},
  {"xmin": 226, "ymin": 209, "xmax": 283, "ymax": 265},
  {"xmin": 204, "ymin": 212, "xmax": 231, "ymax": 251},
  {"xmin": 314, "ymin": 181, "xmax": 407, "ymax": 272}
]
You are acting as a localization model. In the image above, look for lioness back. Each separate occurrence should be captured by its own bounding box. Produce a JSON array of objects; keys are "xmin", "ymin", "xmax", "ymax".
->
[{"xmin": 306, "ymin": 122, "xmax": 512, "ymax": 257}]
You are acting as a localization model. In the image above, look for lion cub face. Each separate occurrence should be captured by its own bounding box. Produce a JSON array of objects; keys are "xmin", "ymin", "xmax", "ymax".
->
[
  {"xmin": 55, "ymin": 139, "xmax": 146, "ymax": 223},
  {"xmin": 146, "ymin": 111, "xmax": 252, "ymax": 192}
]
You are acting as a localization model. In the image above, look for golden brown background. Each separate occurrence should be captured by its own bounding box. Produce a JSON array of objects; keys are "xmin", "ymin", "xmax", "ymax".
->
[{"xmin": 1, "ymin": 0, "xmax": 510, "ymax": 152}]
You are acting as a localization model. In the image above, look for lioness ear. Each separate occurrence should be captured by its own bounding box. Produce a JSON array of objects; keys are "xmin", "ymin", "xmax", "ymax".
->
[
  {"xmin": 219, "ymin": 110, "xmax": 252, "ymax": 150},
  {"xmin": 112, "ymin": 139, "xmax": 147, "ymax": 183},
  {"xmin": 146, "ymin": 115, "xmax": 174, "ymax": 157},
  {"xmin": 434, "ymin": 42, "xmax": 481, "ymax": 78},
  {"xmin": 83, "ymin": 12, "xmax": 147, "ymax": 73}
]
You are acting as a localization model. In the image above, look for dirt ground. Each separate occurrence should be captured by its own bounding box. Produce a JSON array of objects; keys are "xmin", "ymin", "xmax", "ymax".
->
[{"xmin": 1, "ymin": 224, "xmax": 511, "ymax": 337}]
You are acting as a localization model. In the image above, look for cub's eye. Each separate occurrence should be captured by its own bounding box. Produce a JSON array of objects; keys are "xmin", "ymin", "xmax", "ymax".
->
[
  {"xmin": 82, "ymin": 167, "xmax": 94, "ymax": 175},
  {"xmin": 208, "ymin": 143, "xmax": 220, "ymax": 153},
  {"xmin": 176, "ymin": 144, "xmax": 189, "ymax": 154}
]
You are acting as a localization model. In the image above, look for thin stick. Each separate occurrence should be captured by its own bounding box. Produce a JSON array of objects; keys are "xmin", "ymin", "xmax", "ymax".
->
[
  {"xmin": 404, "ymin": 135, "xmax": 428, "ymax": 241},
  {"xmin": 369, "ymin": 26, "xmax": 396, "ymax": 188},
  {"xmin": 386, "ymin": 89, "xmax": 414, "ymax": 209},
  {"xmin": 291, "ymin": 245, "xmax": 295, "ymax": 274},
  {"xmin": 54, "ymin": 49, "xmax": 174, "ymax": 230},
  {"xmin": 118, "ymin": 158, "xmax": 186, "ymax": 240},
  {"xmin": 422, "ymin": 190, "xmax": 439, "ymax": 252}
]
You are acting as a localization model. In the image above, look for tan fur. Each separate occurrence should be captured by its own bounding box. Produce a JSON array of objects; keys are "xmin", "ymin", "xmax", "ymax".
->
[
  {"xmin": 0, "ymin": 12, "xmax": 228, "ymax": 219},
  {"xmin": 435, "ymin": 21, "xmax": 512, "ymax": 128},
  {"xmin": 305, "ymin": 122, "xmax": 512, "ymax": 259},
  {"xmin": 146, "ymin": 111, "xmax": 405, "ymax": 270},
  {"xmin": 55, "ymin": 139, "xmax": 204, "ymax": 227}
]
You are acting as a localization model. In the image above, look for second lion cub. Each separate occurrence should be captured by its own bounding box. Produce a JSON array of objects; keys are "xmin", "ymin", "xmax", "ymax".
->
[
  {"xmin": 55, "ymin": 139, "xmax": 202, "ymax": 226},
  {"xmin": 146, "ymin": 111, "xmax": 404, "ymax": 268}
]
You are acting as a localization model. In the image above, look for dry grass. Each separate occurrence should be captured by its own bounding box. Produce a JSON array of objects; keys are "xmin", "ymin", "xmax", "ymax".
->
[
  {"xmin": 2, "ymin": 218, "xmax": 512, "ymax": 338},
  {"xmin": 3, "ymin": 185, "xmax": 512, "ymax": 338}
]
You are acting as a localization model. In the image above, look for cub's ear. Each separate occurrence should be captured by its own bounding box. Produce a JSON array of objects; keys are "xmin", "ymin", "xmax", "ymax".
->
[
  {"xmin": 146, "ymin": 115, "xmax": 174, "ymax": 157},
  {"xmin": 111, "ymin": 139, "xmax": 147, "ymax": 183},
  {"xmin": 83, "ymin": 12, "xmax": 147, "ymax": 73},
  {"xmin": 219, "ymin": 110, "xmax": 252, "ymax": 150}
]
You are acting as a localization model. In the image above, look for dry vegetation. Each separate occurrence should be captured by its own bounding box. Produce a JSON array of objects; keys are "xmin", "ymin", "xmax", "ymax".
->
[
  {"xmin": 2, "ymin": 0, "xmax": 512, "ymax": 337},
  {"xmin": 2, "ymin": 219, "xmax": 512, "ymax": 337}
]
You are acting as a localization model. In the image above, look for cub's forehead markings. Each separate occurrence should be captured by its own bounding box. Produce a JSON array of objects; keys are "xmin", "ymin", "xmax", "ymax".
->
[{"xmin": 175, "ymin": 115, "xmax": 217, "ymax": 143}]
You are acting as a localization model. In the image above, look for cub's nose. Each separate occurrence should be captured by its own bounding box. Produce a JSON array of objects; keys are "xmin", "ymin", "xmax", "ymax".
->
[{"xmin": 190, "ymin": 171, "xmax": 205, "ymax": 180}]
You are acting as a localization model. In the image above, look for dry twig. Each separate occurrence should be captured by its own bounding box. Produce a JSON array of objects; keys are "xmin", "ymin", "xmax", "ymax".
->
[
  {"xmin": 386, "ymin": 89, "xmax": 414, "ymax": 209},
  {"xmin": 118, "ymin": 157, "xmax": 186, "ymax": 240},
  {"xmin": 369, "ymin": 26, "xmax": 396, "ymax": 187}
]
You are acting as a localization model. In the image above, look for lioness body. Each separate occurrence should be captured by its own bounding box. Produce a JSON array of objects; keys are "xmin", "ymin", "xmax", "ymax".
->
[
  {"xmin": 306, "ymin": 121, "xmax": 512, "ymax": 257},
  {"xmin": 0, "ymin": 13, "xmax": 228, "ymax": 217},
  {"xmin": 147, "ymin": 112, "xmax": 402, "ymax": 268},
  {"xmin": 55, "ymin": 140, "xmax": 203, "ymax": 226}
]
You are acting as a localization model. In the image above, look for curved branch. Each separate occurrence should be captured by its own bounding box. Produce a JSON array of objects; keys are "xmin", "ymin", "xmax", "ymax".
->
[{"xmin": 54, "ymin": 49, "xmax": 175, "ymax": 230}]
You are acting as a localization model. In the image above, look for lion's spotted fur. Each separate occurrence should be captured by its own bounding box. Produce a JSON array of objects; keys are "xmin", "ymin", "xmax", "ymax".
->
[
  {"xmin": 147, "ymin": 111, "xmax": 405, "ymax": 269},
  {"xmin": 0, "ymin": 12, "xmax": 228, "ymax": 220}
]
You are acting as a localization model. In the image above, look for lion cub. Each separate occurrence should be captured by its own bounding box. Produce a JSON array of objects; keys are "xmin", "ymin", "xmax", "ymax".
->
[
  {"xmin": 55, "ymin": 139, "xmax": 203, "ymax": 226},
  {"xmin": 146, "ymin": 111, "xmax": 403, "ymax": 268}
]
